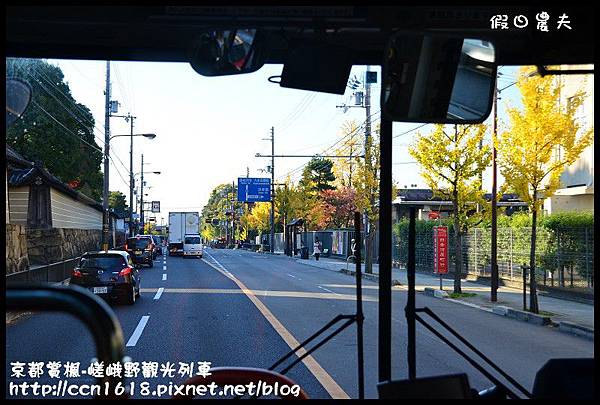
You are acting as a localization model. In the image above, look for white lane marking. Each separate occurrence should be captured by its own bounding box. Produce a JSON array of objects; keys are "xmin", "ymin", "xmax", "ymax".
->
[
  {"xmin": 162, "ymin": 273, "xmax": 167, "ymax": 281},
  {"xmin": 163, "ymin": 265, "xmax": 167, "ymax": 271},
  {"xmin": 153, "ymin": 288, "xmax": 164, "ymax": 300},
  {"xmin": 126, "ymin": 316, "xmax": 150, "ymax": 347},
  {"xmin": 318, "ymin": 286, "xmax": 341, "ymax": 296},
  {"xmin": 287, "ymin": 274, "xmax": 297, "ymax": 279}
]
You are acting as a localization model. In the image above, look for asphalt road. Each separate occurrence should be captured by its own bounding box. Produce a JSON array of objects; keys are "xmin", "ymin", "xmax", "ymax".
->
[{"xmin": 5, "ymin": 247, "xmax": 594, "ymax": 399}]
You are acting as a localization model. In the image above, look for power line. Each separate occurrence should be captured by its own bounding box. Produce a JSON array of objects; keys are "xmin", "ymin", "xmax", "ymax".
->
[
  {"xmin": 392, "ymin": 123, "xmax": 430, "ymax": 139},
  {"xmin": 27, "ymin": 70, "xmax": 106, "ymax": 147},
  {"xmin": 33, "ymin": 65, "xmax": 133, "ymax": 177},
  {"xmin": 278, "ymin": 111, "xmax": 380, "ymax": 181},
  {"xmin": 277, "ymin": 111, "xmax": 381, "ymax": 182},
  {"xmin": 30, "ymin": 100, "xmax": 102, "ymax": 153},
  {"xmin": 109, "ymin": 156, "xmax": 130, "ymax": 188}
]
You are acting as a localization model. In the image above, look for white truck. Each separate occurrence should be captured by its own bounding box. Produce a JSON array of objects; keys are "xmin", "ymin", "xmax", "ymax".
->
[{"xmin": 167, "ymin": 212, "xmax": 200, "ymax": 256}]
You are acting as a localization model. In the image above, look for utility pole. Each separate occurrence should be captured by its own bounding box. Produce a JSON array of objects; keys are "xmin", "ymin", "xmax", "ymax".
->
[
  {"xmin": 128, "ymin": 114, "xmax": 136, "ymax": 237},
  {"xmin": 102, "ymin": 61, "xmax": 111, "ymax": 251},
  {"xmin": 270, "ymin": 127, "xmax": 275, "ymax": 254},
  {"xmin": 491, "ymin": 79, "xmax": 499, "ymax": 302},
  {"xmin": 231, "ymin": 181, "xmax": 236, "ymax": 246},
  {"xmin": 364, "ymin": 66, "xmax": 373, "ymax": 274},
  {"xmin": 140, "ymin": 154, "xmax": 144, "ymax": 234}
]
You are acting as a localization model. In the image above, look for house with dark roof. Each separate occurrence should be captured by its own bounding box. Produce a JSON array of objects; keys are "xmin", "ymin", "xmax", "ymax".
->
[
  {"xmin": 392, "ymin": 188, "xmax": 528, "ymax": 221},
  {"xmin": 6, "ymin": 145, "xmax": 105, "ymax": 229},
  {"xmin": 5, "ymin": 145, "xmax": 125, "ymax": 250}
]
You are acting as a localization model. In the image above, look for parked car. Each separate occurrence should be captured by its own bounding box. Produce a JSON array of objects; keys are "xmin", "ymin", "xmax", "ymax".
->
[
  {"xmin": 183, "ymin": 234, "xmax": 203, "ymax": 258},
  {"xmin": 70, "ymin": 250, "xmax": 141, "ymax": 305},
  {"xmin": 125, "ymin": 236, "xmax": 154, "ymax": 267}
]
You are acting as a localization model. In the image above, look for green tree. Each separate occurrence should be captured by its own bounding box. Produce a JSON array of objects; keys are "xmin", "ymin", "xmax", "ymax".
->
[
  {"xmin": 6, "ymin": 58, "xmax": 104, "ymax": 201},
  {"xmin": 201, "ymin": 183, "xmax": 245, "ymax": 242},
  {"xmin": 409, "ymin": 123, "xmax": 491, "ymax": 293},
  {"xmin": 109, "ymin": 191, "xmax": 129, "ymax": 216},
  {"xmin": 299, "ymin": 157, "xmax": 336, "ymax": 194},
  {"xmin": 496, "ymin": 67, "xmax": 593, "ymax": 312}
]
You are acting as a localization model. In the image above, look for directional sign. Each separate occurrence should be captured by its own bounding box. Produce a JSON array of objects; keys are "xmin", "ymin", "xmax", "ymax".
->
[
  {"xmin": 151, "ymin": 201, "xmax": 160, "ymax": 213},
  {"xmin": 237, "ymin": 178, "xmax": 271, "ymax": 202}
]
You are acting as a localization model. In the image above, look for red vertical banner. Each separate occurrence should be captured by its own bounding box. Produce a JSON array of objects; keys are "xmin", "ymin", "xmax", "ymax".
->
[{"xmin": 434, "ymin": 226, "xmax": 449, "ymax": 274}]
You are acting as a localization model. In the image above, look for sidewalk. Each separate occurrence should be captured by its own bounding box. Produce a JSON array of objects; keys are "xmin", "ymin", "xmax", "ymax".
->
[{"xmin": 292, "ymin": 255, "xmax": 594, "ymax": 331}]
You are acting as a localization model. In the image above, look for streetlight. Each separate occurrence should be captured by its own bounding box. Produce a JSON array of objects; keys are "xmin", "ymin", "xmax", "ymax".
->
[
  {"xmin": 136, "ymin": 156, "xmax": 161, "ymax": 234},
  {"xmin": 109, "ymin": 126, "xmax": 157, "ymax": 237}
]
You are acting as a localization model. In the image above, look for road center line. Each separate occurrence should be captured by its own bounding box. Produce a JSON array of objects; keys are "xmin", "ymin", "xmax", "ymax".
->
[
  {"xmin": 202, "ymin": 251, "xmax": 349, "ymax": 399},
  {"xmin": 162, "ymin": 273, "xmax": 167, "ymax": 281},
  {"xmin": 126, "ymin": 316, "xmax": 149, "ymax": 347},
  {"xmin": 153, "ymin": 288, "xmax": 164, "ymax": 300},
  {"xmin": 163, "ymin": 265, "xmax": 167, "ymax": 271}
]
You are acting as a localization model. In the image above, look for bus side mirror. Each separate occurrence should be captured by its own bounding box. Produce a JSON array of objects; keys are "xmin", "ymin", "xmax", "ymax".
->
[{"xmin": 381, "ymin": 34, "xmax": 497, "ymax": 124}]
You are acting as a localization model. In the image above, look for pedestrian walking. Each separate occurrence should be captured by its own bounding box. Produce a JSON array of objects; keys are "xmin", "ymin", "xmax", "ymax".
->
[{"xmin": 313, "ymin": 237, "xmax": 323, "ymax": 261}]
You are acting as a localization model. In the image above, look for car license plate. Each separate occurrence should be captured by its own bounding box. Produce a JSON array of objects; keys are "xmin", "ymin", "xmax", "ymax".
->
[
  {"xmin": 135, "ymin": 250, "xmax": 142, "ymax": 255},
  {"xmin": 93, "ymin": 287, "xmax": 108, "ymax": 294}
]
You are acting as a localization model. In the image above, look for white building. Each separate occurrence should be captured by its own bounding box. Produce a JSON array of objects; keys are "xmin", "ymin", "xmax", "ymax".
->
[{"xmin": 544, "ymin": 65, "xmax": 594, "ymax": 214}]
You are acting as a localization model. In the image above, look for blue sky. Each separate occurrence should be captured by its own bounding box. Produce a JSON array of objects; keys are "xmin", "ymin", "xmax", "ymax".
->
[{"xmin": 49, "ymin": 59, "xmax": 523, "ymax": 223}]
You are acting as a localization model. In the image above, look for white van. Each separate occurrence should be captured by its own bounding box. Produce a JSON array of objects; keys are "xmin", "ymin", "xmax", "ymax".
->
[{"xmin": 183, "ymin": 234, "xmax": 203, "ymax": 258}]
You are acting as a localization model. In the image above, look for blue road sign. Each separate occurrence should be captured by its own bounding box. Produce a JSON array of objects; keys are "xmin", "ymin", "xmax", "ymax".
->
[{"xmin": 237, "ymin": 178, "xmax": 271, "ymax": 202}]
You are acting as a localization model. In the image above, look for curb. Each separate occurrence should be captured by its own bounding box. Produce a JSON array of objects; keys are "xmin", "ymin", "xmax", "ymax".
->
[
  {"xmin": 558, "ymin": 321, "xmax": 594, "ymax": 340},
  {"xmin": 426, "ymin": 293, "xmax": 592, "ymax": 339},
  {"xmin": 289, "ymin": 254, "xmax": 594, "ymax": 340}
]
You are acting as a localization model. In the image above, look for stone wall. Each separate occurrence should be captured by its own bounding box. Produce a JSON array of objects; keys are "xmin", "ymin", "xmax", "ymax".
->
[
  {"xmin": 27, "ymin": 228, "xmax": 102, "ymax": 265},
  {"xmin": 6, "ymin": 224, "xmax": 29, "ymax": 274}
]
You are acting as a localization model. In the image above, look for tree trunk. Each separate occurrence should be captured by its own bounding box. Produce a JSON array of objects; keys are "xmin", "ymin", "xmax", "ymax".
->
[
  {"xmin": 453, "ymin": 200, "xmax": 462, "ymax": 294},
  {"xmin": 529, "ymin": 203, "xmax": 539, "ymax": 313}
]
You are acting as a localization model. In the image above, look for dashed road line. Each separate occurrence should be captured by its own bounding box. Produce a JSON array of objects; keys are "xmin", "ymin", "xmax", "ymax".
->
[
  {"xmin": 318, "ymin": 285, "xmax": 341, "ymax": 296},
  {"xmin": 162, "ymin": 273, "xmax": 167, "ymax": 281},
  {"xmin": 153, "ymin": 288, "xmax": 164, "ymax": 300},
  {"xmin": 126, "ymin": 316, "xmax": 150, "ymax": 347},
  {"xmin": 163, "ymin": 265, "xmax": 167, "ymax": 271}
]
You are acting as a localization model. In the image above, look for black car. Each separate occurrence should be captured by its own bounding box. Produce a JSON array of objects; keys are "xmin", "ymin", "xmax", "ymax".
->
[
  {"xmin": 70, "ymin": 251, "xmax": 141, "ymax": 305},
  {"xmin": 126, "ymin": 236, "xmax": 154, "ymax": 267}
]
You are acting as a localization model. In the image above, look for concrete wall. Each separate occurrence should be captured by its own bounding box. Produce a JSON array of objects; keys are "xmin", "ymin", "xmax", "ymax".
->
[
  {"xmin": 50, "ymin": 188, "xmax": 102, "ymax": 229},
  {"xmin": 8, "ymin": 185, "xmax": 29, "ymax": 225},
  {"xmin": 27, "ymin": 228, "xmax": 102, "ymax": 265},
  {"xmin": 544, "ymin": 193, "xmax": 594, "ymax": 214},
  {"xmin": 6, "ymin": 223, "xmax": 29, "ymax": 274}
]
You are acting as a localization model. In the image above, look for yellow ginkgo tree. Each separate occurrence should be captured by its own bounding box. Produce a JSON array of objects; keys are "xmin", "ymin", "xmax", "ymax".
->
[
  {"xmin": 409, "ymin": 123, "xmax": 490, "ymax": 293},
  {"xmin": 496, "ymin": 67, "xmax": 593, "ymax": 313}
]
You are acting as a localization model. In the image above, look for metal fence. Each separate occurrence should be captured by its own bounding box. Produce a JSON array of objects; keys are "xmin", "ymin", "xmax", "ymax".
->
[
  {"xmin": 6, "ymin": 257, "xmax": 79, "ymax": 285},
  {"xmin": 393, "ymin": 226, "xmax": 594, "ymax": 290}
]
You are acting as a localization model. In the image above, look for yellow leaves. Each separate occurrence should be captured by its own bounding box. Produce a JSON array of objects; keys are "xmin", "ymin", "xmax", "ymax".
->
[
  {"xmin": 246, "ymin": 202, "xmax": 277, "ymax": 234},
  {"xmin": 410, "ymin": 123, "xmax": 490, "ymax": 230},
  {"xmin": 497, "ymin": 67, "xmax": 593, "ymax": 208}
]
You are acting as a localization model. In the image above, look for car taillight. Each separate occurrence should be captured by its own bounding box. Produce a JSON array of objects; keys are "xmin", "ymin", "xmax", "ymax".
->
[
  {"xmin": 119, "ymin": 267, "xmax": 133, "ymax": 277},
  {"xmin": 72, "ymin": 268, "xmax": 82, "ymax": 277},
  {"xmin": 124, "ymin": 244, "xmax": 128, "ymax": 251}
]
